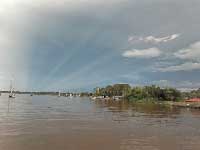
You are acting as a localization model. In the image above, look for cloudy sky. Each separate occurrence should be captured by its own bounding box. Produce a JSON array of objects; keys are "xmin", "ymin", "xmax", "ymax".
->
[{"xmin": 0, "ymin": 0, "xmax": 200, "ymax": 91}]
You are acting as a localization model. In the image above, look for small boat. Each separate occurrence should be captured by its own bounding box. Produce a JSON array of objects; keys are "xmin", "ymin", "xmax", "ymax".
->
[
  {"xmin": 91, "ymin": 96, "xmax": 96, "ymax": 100},
  {"xmin": 30, "ymin": 90, "xmax": 33, "ymax": 96},
  {"xmin": 112, "ymin": 96, "xmax": 123, "ymax": 101},
  {"xmin": 69, "ymin": 93, "xmax": 73, "ymax": 98},
  {"xmin": 9, "ymin": 93, "xmax": 15, "ymax": 98},
  {"xmin": 58, "ymin": 91, "xmax": 61, "ymax": 97},
  {"xmin": 65, "ymin": 93, "xmax": 69, "ymax": 97}
]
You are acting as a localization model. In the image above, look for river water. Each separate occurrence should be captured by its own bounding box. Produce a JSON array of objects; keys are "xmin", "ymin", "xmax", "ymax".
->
[{"xmin": 0, "ymin": 94, "xmax": 200, "ymax": 150}]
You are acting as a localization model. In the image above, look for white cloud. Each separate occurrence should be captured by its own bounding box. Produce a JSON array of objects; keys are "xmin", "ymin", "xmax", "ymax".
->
[
  {"xmin": 155, "ymin": 41, "xmax": 200, "ymax": 72},
  {"xmin": 175, "ymin": 41, "xmax": 200, "ymax": 61},
  {"xmin": 157, "ymin": 62, "xmax": 200, "ymax": 72},
  {"xmin": 128, "ymin": 34, "xmax": 180, "ymax": 44},
  {"xmin": 122, "ymin": 48, "xmax": 161, "ymax": 58}
]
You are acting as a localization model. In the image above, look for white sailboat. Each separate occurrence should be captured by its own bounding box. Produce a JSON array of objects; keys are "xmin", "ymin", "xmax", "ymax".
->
[
  {"xmin": 58, "ymin": 91, "xmax": 61, "ymax": 97},
  {"xmin": 9, "ymin": 80, "xmax": 15, "ymax": 98},
  {"xmin": 69, "ymin": 93, "xmax": 73, "ymax": 98}
]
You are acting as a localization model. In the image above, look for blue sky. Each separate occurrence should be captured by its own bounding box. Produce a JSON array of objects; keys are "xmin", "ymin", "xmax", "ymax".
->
[{"xmin": 0, "ymin": 0, "xmax": 200, "ymax": 91}]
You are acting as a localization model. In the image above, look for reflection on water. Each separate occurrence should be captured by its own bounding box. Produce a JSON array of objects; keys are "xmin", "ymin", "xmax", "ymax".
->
[{"xmin": 0, "ymin": 94, "xmax": 200, "ymax": 150}]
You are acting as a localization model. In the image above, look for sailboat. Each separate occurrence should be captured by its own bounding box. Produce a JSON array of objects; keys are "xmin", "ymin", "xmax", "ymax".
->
[
  {"xmin": 58, "ymin": 91, "xmax": 61, "ymax": 97},
  {"xmin": 69, "ymin": 93, "xmax": 73, "ymax": 98},
  {"xmin": 9, "ymin": 80, "xmax": 15, "ymax": 98}
]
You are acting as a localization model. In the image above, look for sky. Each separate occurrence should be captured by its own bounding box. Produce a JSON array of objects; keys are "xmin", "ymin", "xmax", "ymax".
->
[{"xmin": 0, "ymin": 0, "xmax": 200, "ymax": 91}]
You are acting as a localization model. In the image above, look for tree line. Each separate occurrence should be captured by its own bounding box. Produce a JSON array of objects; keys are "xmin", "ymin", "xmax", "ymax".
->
[
  {"xmin": 182, "ymin": 88, "xmax": 200, "ymax": 99},
  {"xmin": 93, "ymin": 84, "xmax": 197, "ymax": 101}
]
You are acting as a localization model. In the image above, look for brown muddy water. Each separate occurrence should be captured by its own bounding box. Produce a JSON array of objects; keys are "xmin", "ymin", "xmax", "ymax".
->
[{"xmin": 0, "ymin": 94, "xmax": 200, "ymax": 150}]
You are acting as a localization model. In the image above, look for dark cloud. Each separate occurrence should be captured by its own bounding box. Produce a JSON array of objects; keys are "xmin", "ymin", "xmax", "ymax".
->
[{"xmin": 1, "ymin": 0, "xmax": 200, "ymax": 91}]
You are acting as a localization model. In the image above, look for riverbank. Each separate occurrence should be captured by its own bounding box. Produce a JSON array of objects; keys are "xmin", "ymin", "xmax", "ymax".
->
[
  {"xmin": 92, "ymin": 97, "xmax": 200, "ymax": 110},
  {"xmin": 128, "ymin": 100, "xmax": 200, "ymax": 109},
  {"xmin": 165, "ymin": 101, "xmax": 200, "ymax": 109}
]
